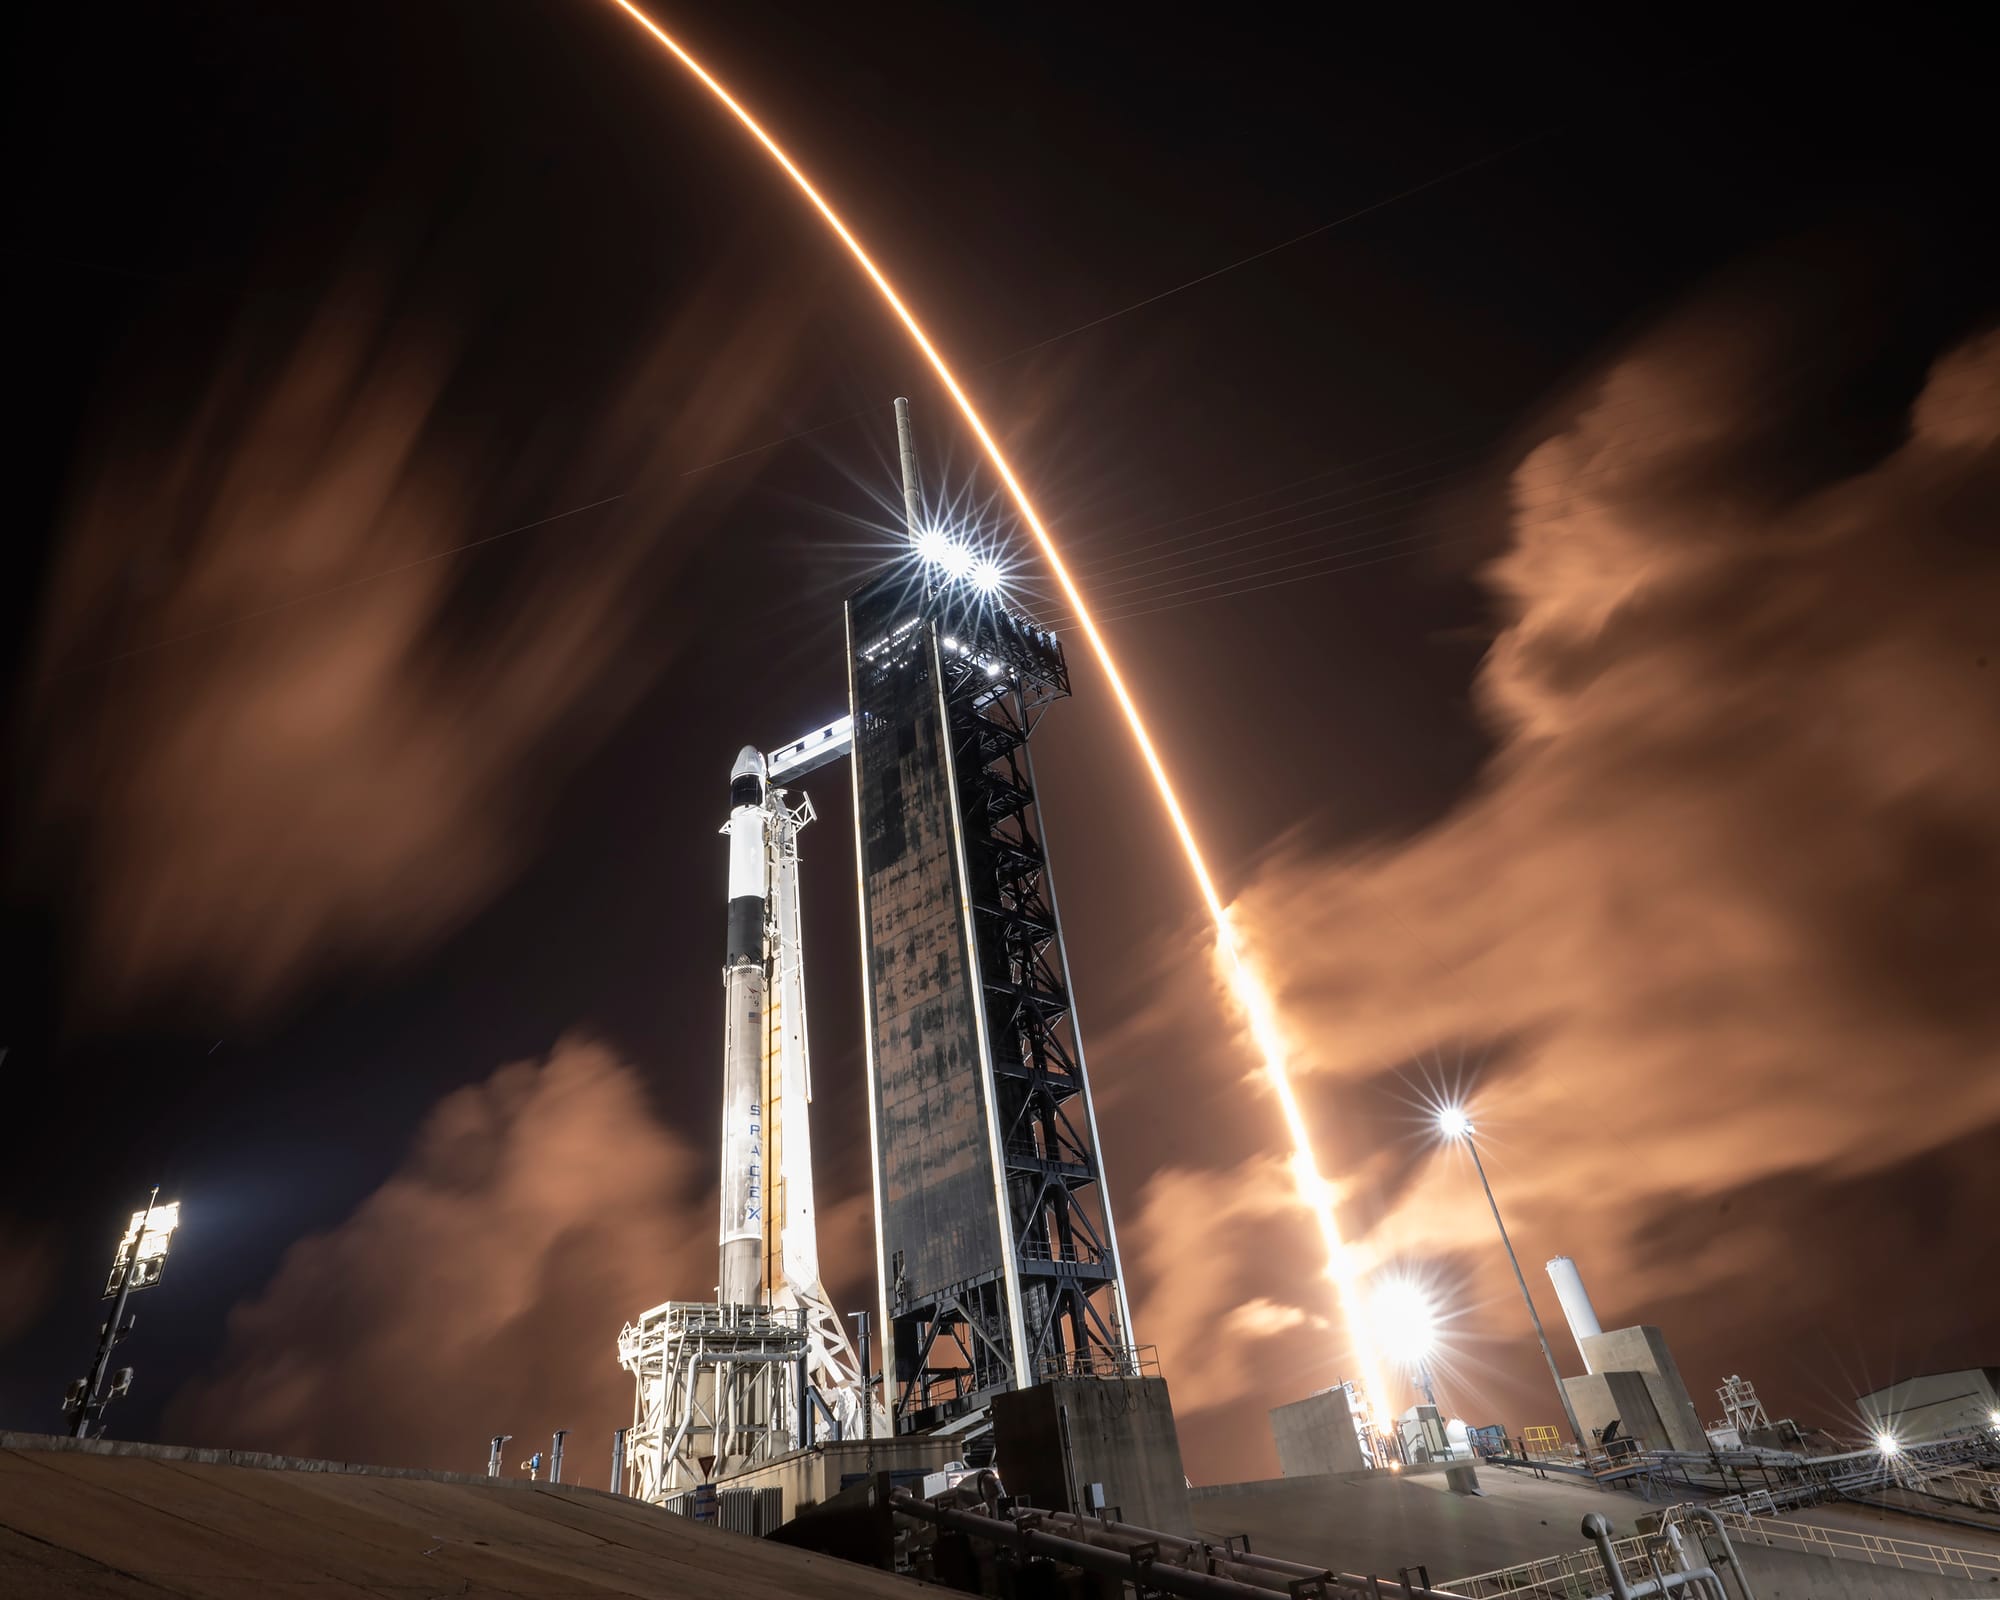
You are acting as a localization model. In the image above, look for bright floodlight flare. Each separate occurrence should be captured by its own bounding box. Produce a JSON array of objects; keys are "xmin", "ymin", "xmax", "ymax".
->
[
  {"xmin": 1874, "ymin": 1430, "xmax": 1901, "ymax": 1456},
  {"xmin": 1370, "ymin": 1279, "xmax": 1438, "ymax": 1367},
  {"xmin": 1437, "ymin": 1105, "xmax": 1472, "ymax": 1142},
  {"xmin": 602, "ymin": 0, "xmax": 1391, "ymax": 1421},
  {"xmin": 941, "ymin": 542, "xmax": 976, "ymax": 580},
  {"xmin": 914, "ymin": 527, "xmax": 951, "ymax": 566},
  {"xmin": 973, "ymin": 557, "xmax": 1004, "ymax": 593}
]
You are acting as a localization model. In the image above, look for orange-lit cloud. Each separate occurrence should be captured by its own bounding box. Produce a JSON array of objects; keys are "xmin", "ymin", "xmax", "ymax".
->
[
  {"xmin": 165, "ymin": 1037, "xmax": 706, "ymax": 1473},
  {"xmin": 1123, "ymin": 308, "xmax": 2000, "ymax": 1478},
  {"xmin": 22, "ymin": 258, "xmax": 806, "ymax": 1022}
]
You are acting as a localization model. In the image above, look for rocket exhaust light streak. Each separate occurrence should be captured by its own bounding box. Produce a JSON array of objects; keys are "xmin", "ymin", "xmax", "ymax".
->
[{"xmin": 603, "ymin": 0, "xmax": 1389, "ymax": 1420}]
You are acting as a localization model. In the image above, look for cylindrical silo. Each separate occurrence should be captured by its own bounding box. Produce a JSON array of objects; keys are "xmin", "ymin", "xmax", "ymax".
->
[{"xmin": 1545, "ymin": 1255, "xmax": 1602, "ymax": 1372}]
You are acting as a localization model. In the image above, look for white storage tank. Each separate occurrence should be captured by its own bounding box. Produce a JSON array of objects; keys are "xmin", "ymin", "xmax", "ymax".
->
[{"xmin": 1545, "ymin": 1255, "xmax": 1603, "ymax": 1371}]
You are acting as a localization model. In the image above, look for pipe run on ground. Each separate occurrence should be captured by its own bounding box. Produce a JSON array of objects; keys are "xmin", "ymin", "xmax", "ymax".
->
[
  {"xmin": 891, "ymin": 1487, "xmax": 1469, "ymax": 1600},
  {"xmin": 1581, "ymin": 1513, "xmax": 1731, "ymax": 1600}
]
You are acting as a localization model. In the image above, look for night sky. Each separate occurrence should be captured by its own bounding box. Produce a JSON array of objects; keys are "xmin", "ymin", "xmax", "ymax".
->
[{"xmin": 4, "ymin": 5, "xmax": 1995, "ymax": 1484}]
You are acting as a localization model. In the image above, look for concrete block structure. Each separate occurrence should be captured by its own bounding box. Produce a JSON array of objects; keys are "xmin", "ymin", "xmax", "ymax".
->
[
  {"xmin": 712, "ymin": 1436, "xmax": 959, "ymax": 1524},
  {"xmin": 1270, "ymin": 1387, "xmax": 1366, "ymax": 1477},
  {"xmin": 1565, "ymin": 1369, "xmax": 1683, "ymax": 1454},
  {"xmin": 992, "ymin": 1375, "xmax": 1192, "ymax": 1534},
  {"xmin": 1560, "ymin": 1325, "xmax": 1706, "ymax": 1453}
]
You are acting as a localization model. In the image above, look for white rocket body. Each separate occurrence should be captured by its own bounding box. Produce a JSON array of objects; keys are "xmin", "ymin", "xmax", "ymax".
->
[
  {"xmin": 1545, "ymin": 1255, "xmax": 1603, "ymax": 1371},
  {"xmin": 709, "ymin": 737, "xmax": 883, "ymax": 1435},
  {"xmin": 719, "ymin": 746, "xmax": 769, "ymax": 1307}
]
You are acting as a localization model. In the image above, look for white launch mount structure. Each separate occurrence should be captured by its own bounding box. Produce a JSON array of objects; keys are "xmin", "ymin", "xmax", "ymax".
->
[{"xmin": 616, "ymin": 731, "xmax": 877, "ymax": 1502}]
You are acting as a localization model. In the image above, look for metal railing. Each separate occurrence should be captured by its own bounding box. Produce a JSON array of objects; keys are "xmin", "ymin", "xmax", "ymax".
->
[
  {"xmin": 1018, "ymin": 1240, "xmax": 1105, "ymax": 1266},
  {"xmin": 1443, "ymin": 1531, "xmax": 1657, "ymax": 1599},
  {"xmin": 1683, "ymin": 1505, "xmax": 2000, "ymax": 1582},
  {"xmin": 1447, "ymin": 1495, "xmax": 2000, "ymax": 1600},
  {"xmin": 654, "ymin": 1301, "xmax": 808, "ymax": 1338},
  {"xmin": 1903, "ymin": 1461, "xmax": 2000, "ymax": 1511},
  {"xmin": 1037, "ymin": 1345, "xmax": 1160, "ymax": 1381},
  {"xmin": 1522, "ymin": 1426, "xmax": 1564, "ymax": 1459}
]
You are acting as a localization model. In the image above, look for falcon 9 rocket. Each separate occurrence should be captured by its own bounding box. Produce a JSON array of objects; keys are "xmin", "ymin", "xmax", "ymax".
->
[{"xmin": 719, "ymin": 744, "xmax": 769, "ymax": 1306}]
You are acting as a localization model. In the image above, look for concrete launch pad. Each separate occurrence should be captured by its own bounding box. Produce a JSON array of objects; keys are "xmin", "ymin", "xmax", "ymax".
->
[{"xmin": 0, "ymin": 1432, "xmax": 931, "ymax": 1598}]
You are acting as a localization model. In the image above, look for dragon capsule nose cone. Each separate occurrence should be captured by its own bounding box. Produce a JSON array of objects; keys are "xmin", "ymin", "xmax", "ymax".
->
[{"xmin": 729, "ymin": 745, "xmax": 767, "ymax": 808}]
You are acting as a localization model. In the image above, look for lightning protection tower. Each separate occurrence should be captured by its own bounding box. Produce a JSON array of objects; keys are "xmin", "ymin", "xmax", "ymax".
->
[{"xmin": 845, "ymin": 400, "xmax": 1133, "ymax": 1432}]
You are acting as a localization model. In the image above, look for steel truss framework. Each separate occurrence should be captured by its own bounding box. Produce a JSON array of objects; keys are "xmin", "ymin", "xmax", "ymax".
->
[
  {"xmin": 760, "ymin": 790, "xmax": 878, "ymax": 1441},
  {"xmin": 615, "ymin": 1301, "xmax": 809, "ymax": 1501},
  {"xmin": 873, "ymin": 596, "xmax": 1131, "ymax": 1427}
]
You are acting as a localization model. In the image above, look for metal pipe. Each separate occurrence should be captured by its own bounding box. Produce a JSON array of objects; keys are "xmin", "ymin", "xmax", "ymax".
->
[
  {"xmin": 1582, "ymin": 1514, "xmax": 1729, "ymax": 1600},
  {"xmin": 892, "ymin": 1490, "xmax": 1302, "ymax": 1599},
  {"xmin": 893, "ymin": 397, "xmax": 924, "ymax": 538},
  {"xmin": 1037, "ymin": 1510, "xmax": 1322, "ymax": 1589},
  {"xmin": 980, "ymin": 1501, "xmax": 1469, "ymax": 1599},
  {"xmin": 1683, "ymin": 1508, "xmax": 1756, "ymax": 1600},
  {"xmin": 609, "ymin": 1427, "xmax": 628, "ymax": 1495},
  {"xmin": 847, "ymin": 1310, "xmax": 874, "ymax": 1460}
]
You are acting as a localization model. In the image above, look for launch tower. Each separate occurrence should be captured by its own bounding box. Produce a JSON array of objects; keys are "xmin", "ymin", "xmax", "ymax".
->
[{"xmin": 845, "ymin": 404, "xmax": 1133, "ymax": 1432}]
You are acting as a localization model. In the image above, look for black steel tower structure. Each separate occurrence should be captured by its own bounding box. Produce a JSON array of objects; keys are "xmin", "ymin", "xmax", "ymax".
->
[{"xmin": 845, "ymin": 564, "xmax": 1132, "ymax": 1432}]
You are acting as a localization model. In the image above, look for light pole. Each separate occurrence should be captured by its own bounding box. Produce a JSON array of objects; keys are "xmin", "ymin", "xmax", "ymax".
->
[
  {"xmin": 1439, "ymin": 1109, "xmax": 1587, "ymax": 1456},
  {"xmin": 65, "ymin": 1187, "xmax": 181, "ymax": 1439}
]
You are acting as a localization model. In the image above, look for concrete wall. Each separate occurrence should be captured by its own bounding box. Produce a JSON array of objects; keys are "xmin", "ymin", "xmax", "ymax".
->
[
  {"xmin": 1565, "ymin": 1367, "xmax": 1704, "ymax": 1454},
  {"xmin": 1270, "ymin": 1388, "xmax": 1366, "ymax": 1477},
  {"xmin": 1857, "ymin": 1369, "xmax": 2000, "ymax": 1442},
  {"xmin": 992, "ymin": 1376, "xmax": 1192, "ymax": 1535},
  {"xmin": 1605, "ymin": 1371, "xmax": 1688, "ymax": 1453},
  {"xmin": 1563, "ymin": 1373, "xmax": 1621, "ymax": 1445},
  {"xmin": 1578, "ymin": 1325, "xmax": 1707, "ymax": 1452},
  {"xmin": 1735, "ymin": 1543, "xmax": 2000, "ymax": 1599},
  {"xmin": 1603, "ymin": 1371, "xmax": 1672, "ymax": 1452},
  {"xmin": 721, "ymin": 1436, "xmax": 956, "ymax": 1523}
]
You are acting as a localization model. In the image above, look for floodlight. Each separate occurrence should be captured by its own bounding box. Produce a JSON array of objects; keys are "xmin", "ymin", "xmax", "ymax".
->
[
  {"xmin": 914, "ymin": 528, "xmax": 950, "ymax": 565},
  {"xmin": 941, "ymin": 543, "xmax": 975, "ymax": 580},
  {"xmin": 972, "ymin": 559, "xmax": 1003, "ymax": 593},
  {"xmin": 106, "ymin": 1200, "xmax": 181, "ymax": 1297},
  {"xmin": 1369, "ymin": 1279, "xmax": 1438, "ymax": 1367},
  {"xmin": 1437, "ymin": 1106, "xmax": 1472, "ymax": 1142},
  {"xmin": 123, "ymin": 1202, "xmax": 181, "ymax": 1262},
  {"xmin": 1990, "ymin": 1410, "xmax": 2000, "ymax": 1429},
  {"xmin": 1873, "ymin": 1430, "xmax": 1900, "ymax": 1456}
]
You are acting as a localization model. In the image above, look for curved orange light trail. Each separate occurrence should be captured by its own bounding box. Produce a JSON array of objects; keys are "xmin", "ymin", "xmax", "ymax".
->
[{"xmin": 604, "ymin": 0, "xmax": 1389, "ymax": 1422}]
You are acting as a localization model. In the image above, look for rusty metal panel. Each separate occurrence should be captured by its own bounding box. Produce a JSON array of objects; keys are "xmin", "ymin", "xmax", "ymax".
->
[{"xmin": 850, "ymin": 612, "xmax": 999, "ymax": 1319}]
